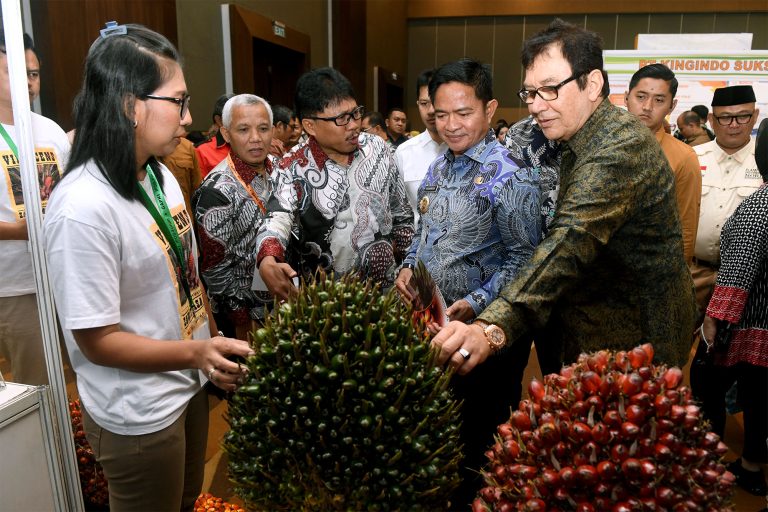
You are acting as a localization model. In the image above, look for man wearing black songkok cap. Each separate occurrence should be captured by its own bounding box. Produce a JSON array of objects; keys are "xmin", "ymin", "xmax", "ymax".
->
[
  {"xmin": 690, "ymin": 84, "xmax": 761, "ymax": 318},
  {"xmin": 690, "ymin": 84, "xmax": 762, "ymax": 457}
]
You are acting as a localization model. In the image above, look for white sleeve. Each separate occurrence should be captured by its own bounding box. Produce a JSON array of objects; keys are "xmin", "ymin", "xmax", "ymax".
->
[{"xmin": 45, "ymin": 216, "xmax": 122, "ymax": 330}]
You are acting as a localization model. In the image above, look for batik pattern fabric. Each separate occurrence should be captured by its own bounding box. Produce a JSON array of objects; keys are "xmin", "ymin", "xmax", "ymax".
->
[
  {"xmin": 385, "ymin": 138, "xmax": 397, "ymax": 156},
  {"xmin": 403, "ymin": 129, "xmax": 541, "ymax": 314},
  {"xmin": 707, "ymin": 184, "xmax": 768, "ymax": 368},
  {"xmin": 479, "ymin": 99, "xmax": 697, "ymax": 367},
  {"xmin": 193, "ymin": 153, "xmax": 278, "ymax": 322},
  {"xmin": 256, "ymin": 133, "xmax": 414, "ymax": 287},
  {"xmin": 503, "ymin": 115, "xmax": 561, "ymax": 235}
]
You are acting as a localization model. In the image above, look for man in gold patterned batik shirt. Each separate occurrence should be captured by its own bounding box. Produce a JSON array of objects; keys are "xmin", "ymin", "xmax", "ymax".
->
[{"xmin": 431, "ymin": 19, "xmax": 697, "ymax": 374}]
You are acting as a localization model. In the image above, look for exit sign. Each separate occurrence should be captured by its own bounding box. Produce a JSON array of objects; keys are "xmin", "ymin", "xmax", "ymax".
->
[{"xmin": 273, "ymin": 21, "xmax": 286, "ymax": 38}]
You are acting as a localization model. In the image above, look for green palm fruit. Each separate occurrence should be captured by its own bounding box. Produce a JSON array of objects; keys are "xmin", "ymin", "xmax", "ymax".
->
[{"xmin": 224, "ymin": 273, "xmax": 463, "ymax": 511}]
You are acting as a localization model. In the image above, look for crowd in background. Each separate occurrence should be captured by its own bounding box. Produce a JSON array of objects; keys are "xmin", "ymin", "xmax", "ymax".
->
[{"xmin": 0, "ymin": 16, "xmax": 766, "ymax": 510}]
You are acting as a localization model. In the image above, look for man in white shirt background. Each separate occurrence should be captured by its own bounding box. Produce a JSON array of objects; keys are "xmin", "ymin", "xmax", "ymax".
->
[
  {"xmin": 0, "ymin": 31, "xmax": 70, "ymax": 385},
  {"xmin": 690, "ymin": 85, "xmax": 761, "ymax": 317},
  {"xmin": 394, "ymin": 69, "xmax": 447, "ymax": 227}
]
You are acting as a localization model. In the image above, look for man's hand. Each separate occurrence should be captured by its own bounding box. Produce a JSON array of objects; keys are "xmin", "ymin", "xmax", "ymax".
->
[
  {"xmin": 0, "ymin": 219, "xmax": 29, "ymax": 241},
  {"xmin": 446, "ymin": 299, "xmax": 475, "ymax": 322},
  {"xmin": 394, "ymin": 267, "xmax": 414, "ymax": 303},
  {"xmin": 259, "ymin": 256, "xmax": 298, "ymax": 301},
  {"xmin": 431, "ymin": 321, "xmax": 491, "ymax": 375}
]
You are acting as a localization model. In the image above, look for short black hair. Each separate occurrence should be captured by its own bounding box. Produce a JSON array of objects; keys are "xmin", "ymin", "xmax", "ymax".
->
[
  {"xmin": 429, "ymin": 58, "xmax": 493, "ymax": 104},
  {"xmin": 629, "ymin": 63, "xmax": 678, "ymax": 99},
  {"xmin": 416, "ymin": 69, "xmax": 434, "ymax": 96},
  {"xmin": 294, "ymin": 67, "xmax": 356, "ymax": 121},
  {"xmin": 68, "ymin": 24, "xmax": 180, "ymax": 200},
  {"xmin": 0, "ymin": 31, "xmax": 37, "ymax": 59},
  {"xmin": 679, "ymin": 110, "xmax": 702, "ymax": 126},
  {"xmin": 522, "ymin": 18, "xmax": 610, "ymax": 99},
  {"xmin": 272, "ymin": 104, "xmax": 294, "ymax": 126},
  {"xmin": 386, "ymin": 107, "xmax": 406, "ymax": 119},
  {"xmin": 691, "ymin": 105, "xmax": 709, "ymax": 121},
  {"xmin": 362, "ymin": 111, "xmax": 386, "ymax": 130},
  {"xmin": 212, "ymin": 94, "xmax": 233, "ymax": 122}
]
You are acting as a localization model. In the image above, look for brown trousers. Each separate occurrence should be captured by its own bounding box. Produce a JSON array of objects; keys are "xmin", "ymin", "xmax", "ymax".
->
[
  {"xmin": 691, "ymin": 261, "xmax": 717, "ymax": 323},
  {"xmin": 0, "ymin": 294, "xmax": 48, "ymax": 385},
  {"xmin": 82, "ymin": 388, "xmax": 209, "ymax": 512}
]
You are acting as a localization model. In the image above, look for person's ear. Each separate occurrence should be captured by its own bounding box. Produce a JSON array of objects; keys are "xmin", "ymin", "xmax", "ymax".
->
[
  {"xmin": 220, "ymin": 125, "xmax": 231, "ymax": 144},
  {"xmin": 302, "ymin": 118, "xmax": 317, "ymax": 137},
  {"xmin": 587, "ymin": 69, "xmax": 604, "ymax": 102},
  {"xmin": 124, "ymin": 94, "xmax": 141, "ymax": 127},
  {"xmin": 485, "ymin": 99, "xmax": 498, "ymax": 124},
  {"xmin": 670, "ymin": 98, "xmax": 678, "ymax": 115}
]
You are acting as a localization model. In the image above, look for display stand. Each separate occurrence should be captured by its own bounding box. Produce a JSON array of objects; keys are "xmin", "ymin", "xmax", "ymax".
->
[
  {"xmin": 0, "ymin": 382, "xmax": 67, "ymax": 510},
  {"xmin": 0, "ymin": 2, "xmax": 84, "ymax": 508}
]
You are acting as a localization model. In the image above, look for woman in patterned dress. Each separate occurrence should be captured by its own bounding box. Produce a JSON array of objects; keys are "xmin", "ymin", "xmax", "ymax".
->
[{"xmin": 701, "ymin": 118, "xmax": 768, "ymax": 496}]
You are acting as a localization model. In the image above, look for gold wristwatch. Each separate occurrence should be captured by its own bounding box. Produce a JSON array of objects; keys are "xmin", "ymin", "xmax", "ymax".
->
[{"xmin": 473, "ymin": 319, "xmax": 506, "ymax": 352}]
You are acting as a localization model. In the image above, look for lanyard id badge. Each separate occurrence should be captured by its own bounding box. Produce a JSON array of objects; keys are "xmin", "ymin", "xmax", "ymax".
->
[
  {"xmin": 137, "ymin": 164, "xmax": 193, "ymax": 304},
  {"xmin": 0, "ymin": 124, "xmax": 19, "ymax": 159}
]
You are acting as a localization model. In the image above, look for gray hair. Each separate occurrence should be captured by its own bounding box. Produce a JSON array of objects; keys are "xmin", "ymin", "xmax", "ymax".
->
[{"xmin": 222, "ymin": 94, "xmax": 273, "ymax": 128}]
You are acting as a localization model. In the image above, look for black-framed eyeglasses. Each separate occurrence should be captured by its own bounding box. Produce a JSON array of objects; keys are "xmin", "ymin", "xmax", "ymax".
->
[
  {"xmin": 308, "ymin": 105, "xmax": 365, "ymax": 126},
  {"xmin": 518, "ymin": 73, "xmax": 583, "ymax": 104},
  {"xmin": 141, "ymin": 94, "xmax": 191, "ymax": 120},
  {"xmin": 713, "ymin": 112, "xmax": 754, "ymax": 126}
]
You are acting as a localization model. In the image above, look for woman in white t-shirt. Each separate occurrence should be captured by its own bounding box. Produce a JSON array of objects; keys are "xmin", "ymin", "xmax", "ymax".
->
[{"xmin": 44, "ymin": 24, "xmax": 253, "ymax": 511}]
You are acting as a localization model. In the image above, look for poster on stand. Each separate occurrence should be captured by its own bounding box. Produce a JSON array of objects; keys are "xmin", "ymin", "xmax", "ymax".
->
[{"xmin": 604, "ymin": 49, "xmax": 768, "ymax": 133}]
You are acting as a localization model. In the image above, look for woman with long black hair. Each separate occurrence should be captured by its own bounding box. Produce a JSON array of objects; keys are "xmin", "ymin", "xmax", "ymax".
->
[{"xmin": 44, "ymin": 24, "xmax": 252, "ymax": 510}]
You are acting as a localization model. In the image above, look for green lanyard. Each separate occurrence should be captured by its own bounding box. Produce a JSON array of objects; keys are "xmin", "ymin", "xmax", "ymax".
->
[
  {"xmin": 0, "ymin": 123, "xmax": 19, "ymax": 159},
  {"xmin": 137, "ymin": 164, "xmax": 193, "ymax": 304}
]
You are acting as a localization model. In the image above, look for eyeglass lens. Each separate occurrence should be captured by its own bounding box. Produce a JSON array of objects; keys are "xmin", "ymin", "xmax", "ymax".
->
[
  {"xmin": 335, "ymin": 106, "xmax": 364, "ymax": 126},
  {"xmin": 715, "ymin": 113, "xmax": 752, "ymax": 126}
]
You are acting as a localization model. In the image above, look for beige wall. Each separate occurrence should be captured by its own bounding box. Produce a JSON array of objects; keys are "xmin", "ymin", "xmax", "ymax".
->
[
  {"xmin": 406, "ymin": 11, "xmax": 768, "ymax": 129},
  {"xmin": 364, "ymin": 0, "xmax": 408, "ymax": 112},
  {"xmin": 176, "ymin": 0, "xmax": 329, "ymax": 131}
]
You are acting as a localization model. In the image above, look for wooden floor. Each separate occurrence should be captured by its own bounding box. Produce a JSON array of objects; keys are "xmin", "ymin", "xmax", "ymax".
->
[{"xmin": 201, "ymin": 342, "xmax": 768, "ymax": 511}]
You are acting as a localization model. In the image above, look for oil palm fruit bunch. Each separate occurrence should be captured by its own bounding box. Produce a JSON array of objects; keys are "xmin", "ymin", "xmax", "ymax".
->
[
  {"xmin": 69, "ymin": 398, "xmax": 108, "ymax": 508},
  {"xmin": 194, "ymin": 493, "xmax": 245, "ymax": 512},
  {"xmin": 473, "ymin": 344, "xmax": 735, "ymax": 512},
  {"xmin": 224, "ymin": 273, "xmax": 463, "ymax": 511}
]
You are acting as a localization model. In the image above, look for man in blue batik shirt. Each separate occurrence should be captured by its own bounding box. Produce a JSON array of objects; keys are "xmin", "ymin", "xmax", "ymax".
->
[
  {"xmin": 394, "ymin": 58, "xmax": 541, "ymax": 509},
  {"xmin": 395, "ymin": 59, "xmax": 541, "ymax": 322}
]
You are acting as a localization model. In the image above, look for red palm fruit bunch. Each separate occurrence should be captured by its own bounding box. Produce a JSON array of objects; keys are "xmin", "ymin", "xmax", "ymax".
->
[
  {"xmin": 69, "ymin": 398, "xmax": 109, "ymax": 508},
  {"xmin": 473, "ymin": 344, "xmax": 735, "ymax": 512},
  {"xmin": 194, "ymin": 493, "xmax": 245, "ymax": 512}
]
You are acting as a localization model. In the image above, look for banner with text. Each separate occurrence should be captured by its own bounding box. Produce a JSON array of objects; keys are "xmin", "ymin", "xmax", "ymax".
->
[{"xmin": 604, "ymin": 50, "xmax": 768, "ymax": 133}]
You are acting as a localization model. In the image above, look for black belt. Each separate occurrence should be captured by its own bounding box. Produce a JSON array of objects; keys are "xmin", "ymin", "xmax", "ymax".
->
[{"xmin": 693, "ymin": 257, "xmax": 719, "ymax": 270}]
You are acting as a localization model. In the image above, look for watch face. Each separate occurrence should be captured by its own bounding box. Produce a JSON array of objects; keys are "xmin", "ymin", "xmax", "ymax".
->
[{"xmin": 486, "ymin": 325, "xmax": 506, "ymax": 350}]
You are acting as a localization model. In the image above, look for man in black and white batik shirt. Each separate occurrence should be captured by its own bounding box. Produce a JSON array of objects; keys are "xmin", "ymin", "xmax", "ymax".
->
[{"xmin": 256, "ymin": 68, "xmax": 413, "ymax": 299}]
